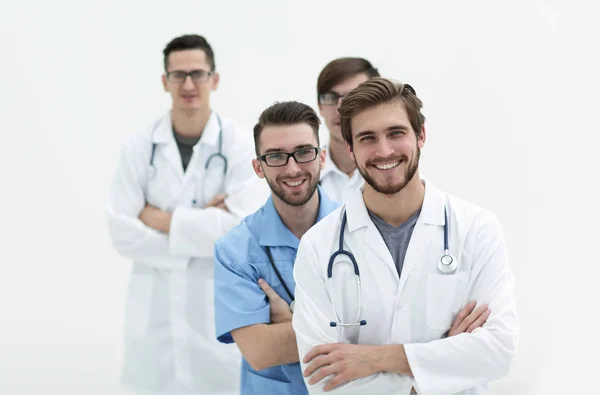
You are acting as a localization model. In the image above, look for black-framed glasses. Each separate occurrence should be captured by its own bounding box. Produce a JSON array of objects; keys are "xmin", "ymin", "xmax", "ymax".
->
[
  {"xmin": 257, "ymin": 147, "xmax": 319, "ymax": 167},
  {"xmin": 319, "ymin": 92, "xmax": 344, "ymax": 106},
  {"xmin": 166, "ymin": 69, "xmax": 214, "ymax": 83}
]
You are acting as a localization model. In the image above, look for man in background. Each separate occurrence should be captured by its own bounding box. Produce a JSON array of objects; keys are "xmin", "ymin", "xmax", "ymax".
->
[
  {"xmin": 316, "ymin": 57, "xmax": 379, "ymax": 203},
  {"xmin": 106, "ymin": 34, "xmax": 269, "ymax": 395}
]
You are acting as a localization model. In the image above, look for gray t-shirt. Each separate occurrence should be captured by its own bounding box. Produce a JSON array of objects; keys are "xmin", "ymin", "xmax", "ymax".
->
[
  {"xmin": 173, "ymin": 130, "xmax": 201, "ymax": 172},
  {"xmin": 367, "ymin": 208, "xmax": 421, "ymax": 278}
]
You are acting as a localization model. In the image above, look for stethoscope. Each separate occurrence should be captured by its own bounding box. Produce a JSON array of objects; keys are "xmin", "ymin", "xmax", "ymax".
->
[
  {"xmin": 147, "ymin": 113, "xmax": 228, "ymax": 206},
  {"xmin": 265, "ymin": 246, "xmax": 296, "ymax": 312},
  {"xmin": 327, "ymin": 205, "xmax": 458, "ymax": 328}
]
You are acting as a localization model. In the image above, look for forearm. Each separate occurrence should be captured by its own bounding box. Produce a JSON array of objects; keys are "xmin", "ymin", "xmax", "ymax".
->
[
  {"xmin": 107, "ymin": 209, "xmax": 188, "ymax": 269},
  {"xmin": 233, "ymin": 322, "xmax": 299, "ymax": 371},
  {"xmin": 169, "ymin": 206, "xmax": 241, "ymax": 258},
  {"xmin": 373, "ymin": 344, "xmax": 413, "ymax": 377}
]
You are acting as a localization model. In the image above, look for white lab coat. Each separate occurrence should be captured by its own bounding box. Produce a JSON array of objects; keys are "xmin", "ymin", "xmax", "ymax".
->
[
  {"xmin": 292, "ymin": 179, "xmax": 519, "ymax": 395},
  {"xmin": 106, "ymin": 110, "xmax": 271, "ymax": 395}
]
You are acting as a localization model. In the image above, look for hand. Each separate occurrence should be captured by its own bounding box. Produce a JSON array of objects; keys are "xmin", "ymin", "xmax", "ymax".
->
[
  {"xmin": 302, "ymin": 343, "xmax": 378, "ymax": 391},
  {"xmin": 204, "ymin": 193, "xmax": 229, "ymax": 211},
  {"xmin": 139, "ymin": 204, "xmax": 172, "ymax": 233},
  {"xmin": 447, "ymin": 300, "xmax": 491, "ymax": 337},
  {"xmin": 258, "ymin": 278, "xmax": 293, "ymax": 324}
]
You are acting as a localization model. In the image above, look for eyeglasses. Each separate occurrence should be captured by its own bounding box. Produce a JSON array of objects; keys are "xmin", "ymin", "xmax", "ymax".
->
[
  {"xmin": 319, "ymin": 92, "xmax": 344, "ymax": 106},
  {"xmin": 166, "ymin": 69, "xmax": 214, "ymax": 83},
  {"xmin": 257, "ymin": 147, "xmax": 319, "ymax": 167}
]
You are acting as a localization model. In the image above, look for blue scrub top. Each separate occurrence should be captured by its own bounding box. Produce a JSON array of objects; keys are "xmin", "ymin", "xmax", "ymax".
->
[{"xmin": 214, "ymin": 186, "xmax": 339, "ymax": 395}]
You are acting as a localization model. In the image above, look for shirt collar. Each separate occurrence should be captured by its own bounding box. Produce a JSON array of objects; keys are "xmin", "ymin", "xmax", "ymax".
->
[
  {"xmin": 345, "ymin": 178, "xmax": 446, "ymax": 232},
  {"xmin": 151, "ymin": 110, "xmax": 221, "ymax": 146},
  {"xmin": 258, "ymin": 186, "xmax": 338, "ymax": 249}
]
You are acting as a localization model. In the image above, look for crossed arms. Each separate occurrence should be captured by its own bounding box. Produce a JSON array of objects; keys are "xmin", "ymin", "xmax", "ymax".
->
[{"xmin": 291, "ymin": 214, "xmax": 519, "ymax": 395}]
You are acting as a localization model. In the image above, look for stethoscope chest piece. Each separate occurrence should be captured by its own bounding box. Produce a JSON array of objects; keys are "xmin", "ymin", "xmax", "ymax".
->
[
  {"xmin": 437, "ymin": 253, "xmax": 458, "ymax": 273},
  {"xmin": 437, "ymin": 206, "xmax": 458, "ymax": 274}
]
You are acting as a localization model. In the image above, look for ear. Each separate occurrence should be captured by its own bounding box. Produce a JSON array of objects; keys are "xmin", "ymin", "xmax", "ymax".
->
[
  {"xmin": 319, "ymin": 147, "xmax": 327, "ymax": 170},
  {"xmin": 161, "ymin": 74, "xmax": 168, "ymax": 92},
  {"xmin": 417, "ymin": 124, "xmax": 427, "ymax": 149},
  {"xmin": 211, "ymin": 72, "xmax": 220, "ymax": 91},
  {"xmin": 252, "ymin": 158, "xmax": 265, "ymax": 179}
]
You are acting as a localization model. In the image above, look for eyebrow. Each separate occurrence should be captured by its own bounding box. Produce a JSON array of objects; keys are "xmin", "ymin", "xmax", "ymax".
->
[
  {"xmin": 263, "ymin": 144, "xmax": 315, "ymax": 154},
  {"xmin": 354, "ymin": 125, "xmax": 410, "ymax": 139}
]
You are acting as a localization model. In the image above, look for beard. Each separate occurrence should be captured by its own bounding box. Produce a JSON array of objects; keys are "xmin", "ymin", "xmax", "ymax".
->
[
  {"xmin": 356, "ymin": 146, "xmax": 420, "ymax": 195},
  {"xmin": 265, "ymin": 171, "xmax": 320, "ymax": 206}
]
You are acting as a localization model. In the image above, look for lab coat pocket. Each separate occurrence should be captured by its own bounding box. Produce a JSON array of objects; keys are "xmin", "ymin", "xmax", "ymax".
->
[
  {"xmin": 124, "ymin": 264, "xmax": 154, "ymax": 339},
  {"xmin": 425, "ymin": 272, "xmax": 468, "ymax": 330},
  {"xmin": 244, "ymin": 371, "xmax": 292, "ymax": 394}
]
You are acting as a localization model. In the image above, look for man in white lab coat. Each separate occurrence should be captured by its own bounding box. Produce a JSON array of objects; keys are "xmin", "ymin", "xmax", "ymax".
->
[
  {"xmin": 316, "ymin": 57, "xmax": 379, "ymax": 203},
  {"xmin": 105, "ymin": 34, "xmax": 269, "ymax": 395},
  {"xmin": 292, "ymin": 78, "xmax": 519, "ymax": 395}
]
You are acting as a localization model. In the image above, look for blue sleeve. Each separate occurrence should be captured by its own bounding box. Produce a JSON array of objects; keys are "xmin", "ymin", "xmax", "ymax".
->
[{"xmin": 214, "ymin": 238, "xmax": 271, "ymax": 344}]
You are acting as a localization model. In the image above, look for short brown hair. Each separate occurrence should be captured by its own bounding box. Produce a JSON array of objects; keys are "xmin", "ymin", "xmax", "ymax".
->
[
  {"xmin": 163, "ymin": 34, "xmax": 216, "ymax": 71},
  {"xmin": 317, "ymin": 57, "xmax": 379, "ymax": 102},
  {"xmin": 338, "ymin": 78, "xmax": 426, "ymax": 148},
  {"xmin": 253, "ymin": 101, "xmax": 321, "ymax": 155}
]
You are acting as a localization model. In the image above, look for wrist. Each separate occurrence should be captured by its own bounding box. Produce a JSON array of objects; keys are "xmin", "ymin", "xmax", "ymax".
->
[
  {"xmin": 160, "ymin": 211, "xmax": 173, "ymax": 233},
  {"xmin": 373, "ymin": 344, "xmax": 412, "ymax": 376}
]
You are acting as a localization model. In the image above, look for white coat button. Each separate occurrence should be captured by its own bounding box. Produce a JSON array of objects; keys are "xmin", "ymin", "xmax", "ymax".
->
[{"xmin": 396, "ymin": 305, "xmax": 401, "ymax": 309}]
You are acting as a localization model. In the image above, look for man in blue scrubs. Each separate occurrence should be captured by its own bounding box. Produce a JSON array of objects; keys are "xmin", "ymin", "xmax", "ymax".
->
[{"xmin": 213, "ymin": 101, "xmax": 338, "ymax": 394}]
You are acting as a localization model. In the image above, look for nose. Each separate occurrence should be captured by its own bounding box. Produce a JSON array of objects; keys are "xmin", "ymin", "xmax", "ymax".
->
[
  {"xmin": 376, "ymin": 138, "xmax": 395, "ymax": 157},
  {"xmin": 335, "ymin": 96, "xmax": 343, "ymax": 110},
  {"xmin": 285, "ymin": 156, "xmax": 302, "ymax": 173},
  {"xmin": 183, "ymin": 75, "xmax": 195, "ymax": 89}
]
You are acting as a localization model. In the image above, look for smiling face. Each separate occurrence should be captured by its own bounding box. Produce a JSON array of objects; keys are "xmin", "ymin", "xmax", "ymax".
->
[
  {"xmin": 252, "ymin": 123, "xmax": 326, "ymax": 206},
  {"xmin": 346, "ymin": 100, "xmax": 425, "ymax": 195}
]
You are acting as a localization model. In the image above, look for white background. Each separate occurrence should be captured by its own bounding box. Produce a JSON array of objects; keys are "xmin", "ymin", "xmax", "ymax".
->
[{"xmin": 0, "ymin": 0, "xmax": 597, "ymax": 394}]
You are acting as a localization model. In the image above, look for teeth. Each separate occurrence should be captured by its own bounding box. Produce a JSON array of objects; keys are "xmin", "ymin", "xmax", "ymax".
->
[
  {"xmin": 284, "ymin": 180, "xmax": 303, "ymax": 187},
  {"xmin": 375, "ymin": 162, "xmax": 400, "ymax": 170}
]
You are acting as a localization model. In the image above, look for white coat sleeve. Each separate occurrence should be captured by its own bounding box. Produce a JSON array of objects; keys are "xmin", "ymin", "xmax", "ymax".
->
[
  {"xmin": 292, "ymin": 238, "xmax": 410, "ymax": 395},
  {"xmin": 167, "ymin": 129, "xmax": 270, "ymax": 258},
  {"xmin": 105, "ymin": 133, "xmax": 188, "ymax": 269},
  {"xmin": 404, "ymin": 213, "xmax": 519, "ymax": 395}
]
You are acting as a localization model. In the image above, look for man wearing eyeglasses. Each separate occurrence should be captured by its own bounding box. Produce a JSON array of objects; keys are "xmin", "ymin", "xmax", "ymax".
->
[
  {"xmin": 316, "ymin": 58, "xmax": 380, "ymax": 204},
  {"xmin": 106, "ymin": 34, "xmax": 269, "ymax": 395},
  {"xmin": 211, "ymin": 100, "xmax": 490, "ymax": 395},
  {"xmin": 212, "ymin": 101, "xmax": 339, "ymax": 395}
]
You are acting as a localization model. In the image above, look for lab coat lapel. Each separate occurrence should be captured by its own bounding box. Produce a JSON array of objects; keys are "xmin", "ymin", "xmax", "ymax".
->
[
  {"xmin": 397, "ymin": 180, "xmax": 446, "ymax": 293},
  {"xmin": 345, "ymin": 190, "xmax": 398, "ymax": 278},
  {"xmin": 178, "ymin": 112, "xmax": 221, "ymax": 199},
  {"xmin": 153, "ymin": 112, "xmax": 185, "ymax": 181},
  {"xmin": 365, "ymin": 223, "xmax": 397, "ymax": 275}
]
